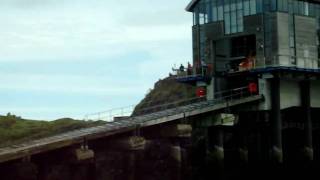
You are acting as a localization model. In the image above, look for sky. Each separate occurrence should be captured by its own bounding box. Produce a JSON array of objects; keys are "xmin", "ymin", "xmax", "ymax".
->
[{"xmin": 0, "ymin": 0, "xmax": 193, "ymax": 120}]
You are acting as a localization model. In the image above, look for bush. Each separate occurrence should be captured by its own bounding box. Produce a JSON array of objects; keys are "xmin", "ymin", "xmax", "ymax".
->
[{"xmin": 0, "ymin": 113, "xmax": 19, "ymax": 128}]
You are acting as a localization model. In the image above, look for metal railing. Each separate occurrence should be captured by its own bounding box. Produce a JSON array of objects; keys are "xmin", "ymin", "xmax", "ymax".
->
[
  {"xmin": 220, "ymin": 54, "xmax": 320, "ymax": 74},
  {"xmin": 84, "ymin": 105, "xmax": 135, "ymax": 122},
  {"xmin": 260, "ymin": 54, "xmax": 319, "ymax": 69},
  {"xmin": 84, "ymin": 86, "xmax": 254, "ymax": 122}
]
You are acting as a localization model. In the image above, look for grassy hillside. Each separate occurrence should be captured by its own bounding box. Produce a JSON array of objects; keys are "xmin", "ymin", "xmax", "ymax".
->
[
  {"xmin": 133, "ymin": 76, "xmax": 196, "ymax": 115},
  {"xmin": 0, "ymin": 75, "xmax": 193, "ymax": 147},
  {"xmin": 0, "ymin": 113, "xmax": 105, "ymax": 147}
]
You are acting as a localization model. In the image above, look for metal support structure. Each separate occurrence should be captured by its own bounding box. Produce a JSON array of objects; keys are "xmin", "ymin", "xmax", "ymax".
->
[
  {"xmin": 300, "ymin": 80, "xmax": 314, "ymax": 161},
  {"xmin": 270, "ymin": 77, "xmax": 283, "ymax": 163}
]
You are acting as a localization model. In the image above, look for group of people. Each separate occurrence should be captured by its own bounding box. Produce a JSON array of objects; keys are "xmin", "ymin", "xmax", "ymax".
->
[
  {"xmin": 179, "ymin": 62, "xmax": 193, "ymax": 75},
  {"xmin": 176, "ymin": 60, "xmax": 211, "ymax": 76}
]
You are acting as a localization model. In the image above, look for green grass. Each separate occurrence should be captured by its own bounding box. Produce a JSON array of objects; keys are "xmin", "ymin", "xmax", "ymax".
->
[
  {"xmin": 0, "ymin": 75, "xmax": 193, "ymax": 147},
  {"xmin": 132, "ymin": 76, "xmax": 196, "ymax": 115},
  {"xmin": 0, "ymin": 114, "xmax": 105, "ymax": 147}
]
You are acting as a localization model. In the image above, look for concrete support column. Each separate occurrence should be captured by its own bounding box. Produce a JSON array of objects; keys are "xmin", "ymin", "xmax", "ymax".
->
[
  {"xmin": 206, "ymin": 78, "xmax": 215, "ymax": 101},
  {"xmin": 127, "ymin": 151, "xmax": 136, "ymax": 180},
  {"xmin": 270, "ymin": 77, "xmax": 283, "ymax": 163},
  {"xmin": 170, "ymin": 141, "xmax": 182, "ymax": 180},
  {"xmin": 86, "ymin": 162, "xmax": 97, "ymax": 180},
  {"xmin": 1, "ymin": 162, "xmax": 38, "ymax": 180},
  {"xmin": 300, "ymin": 80, "xmax": 314, "ymax": 161},
  {"xmin": 112, "ymin": 136, "xmax": 146, "ymax": 180},
  {"xmin": 161, "ymin": 124, "xmax": 192, "ymax": 180},
  {"xmin": 208, "ymin": 127, "xmax": 224, "ymax": 179},
  {"xmin": 237, "ymin": 128, "xmax": 249, "ymax": 164}
]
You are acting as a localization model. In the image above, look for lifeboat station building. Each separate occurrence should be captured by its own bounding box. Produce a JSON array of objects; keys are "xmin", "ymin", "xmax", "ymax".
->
[{"xmin": 182, "ymin": 0, "xmax": 320, "ymax": 162}]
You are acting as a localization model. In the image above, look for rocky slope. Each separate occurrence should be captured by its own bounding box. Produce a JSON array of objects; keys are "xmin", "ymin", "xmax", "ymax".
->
[{"xmin": 133, "ymin": 75, "xmax": 196, "ymax": 115}]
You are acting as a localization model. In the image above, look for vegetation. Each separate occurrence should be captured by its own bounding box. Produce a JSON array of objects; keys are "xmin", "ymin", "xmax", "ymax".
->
[
  {"xmin": 0, "ymin": 75, "xmax": 193, "ymax": 147},
  {"xmin": 0, "ymin": 113, "xmax": 105, "ymax": 147},
  {"xmin": 133, "ymin": 76, "xmax": 196, "ymax": 115}
]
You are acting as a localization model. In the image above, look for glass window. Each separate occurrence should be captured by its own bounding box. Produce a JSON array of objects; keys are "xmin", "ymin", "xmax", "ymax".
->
[
  {"xmin": 194, "ymin": 10, "xmax": 200, "ymax": 25},
  {"xmin": 288, "ymin": 0, "xmax": 294, "ymax": 14},
  {"xmin": 250, "ymin": 0, "xmax": 257, "ymax": 15},
  {"xmin": 278, "ymin": 0, "xmax": 284, "ymax": 11},
  {"xmin": 199, "ymin": 13, "xmax": 205, "ymax": 24},
  {"xmin": 309, "ymin": 3, "xmax": 315, "ymax": 17},
  {"xmin": 283, "ymin": 0, "xmax": 288, "ymax": 12},
  {"xmin": 211, "ymin": 5, "xmax": 217, "ymax": 22},
  {"xmin": 237, "ymin": 5, "xmax": 244, "ymax": 32},
  {"xmin": 304, "ymin": 2, "xmax": 309, "ymax": 16},
  {"xmin": 278, "ymin": 0, "xmax": 289, "ymax": 12},
  {"xmin": 225, "ymin": 0, "xmax": 231, "ymax": 12},
  {"xmin": 217, "ymin": 0, "xmax": 224, "ymax": 20},
  {"xmin": 298, "ymin": 1, "xmax": 304, "ymax": 15},
  {"xmin": 316, "ymin": 4, "xmax": 320, "ymax": 17},
  {"xmin": 231, "ymin": 0, "xmax": 236, "ymax": 11},
  {"xmin": 207, "ymin": 0, "xmax": 213, "ymax": 22},
  {"xmin": 231, "ymin": 12, "xmax": 237, "ymax": 33},
  {"xmin": 271, "ymin": 0, "xmax": 277, "ymax": 11},
  {"xmin": 237, "ymin": 0, "xmax": 243, "ymax": 10},
  {"xmin": 256, "ymin": 0, "xmax": 263, "ymax": 13},
  {"xmin": 244, "ymin": 0, "xmax": 250, "ymax": 16},
  {"xmin": 225, "ymin": 13, "xmax": 231, "ymax": 34}
]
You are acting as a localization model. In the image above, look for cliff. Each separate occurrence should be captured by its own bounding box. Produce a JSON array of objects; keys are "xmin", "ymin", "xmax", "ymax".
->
[{"xmin": 133, "ymin": 76, "xmax": 196, "ymax": 115}]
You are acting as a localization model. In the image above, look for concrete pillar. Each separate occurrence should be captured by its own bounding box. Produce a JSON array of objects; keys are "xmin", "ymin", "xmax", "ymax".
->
[
  {"xmin": 270, "ymin": 77, "xmax": 283, "ymax": 163},
  {"xmin": 300, "ymin": 80, "xmax": 314, "ymax": 161},
  {"xmin": 206, "ymin": 127, "xmax": 224, "ymax": 180},
  {"xmin": 208, "ymin": 127, "xmax": 224, "ymax": 169},
  {"xmin": 170, "ymin": 142, "xmax": 182, "ymax": 180},
  {"xmin": 127, "ymin": 151, "xmax": 136, "ymax": 180},
  {"xmin": 1, "ymin": 162, "xmax": 38, "ymax": 180},
  {"xmin": 236, "ymin": 117, "xmax": 249, "ymax": 164},
  {"xmin": 86, "ymin": 162, "xmax": 96, "ymax": 180},
  {"xmin": 160, "ymin": 124, "xmax": 192, "ymax": 180},
  {"xmin": 112, "ymin": 136, "xmax": 146, "ymax": 180},
  {"xmin": 206, "ymin": 78, "xmax": 215, "ymax": 101}
]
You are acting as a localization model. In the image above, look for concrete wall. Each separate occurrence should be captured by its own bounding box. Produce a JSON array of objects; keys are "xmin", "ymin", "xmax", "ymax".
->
[
  {"xmin": 277, "ymin": 13, "xmax": 291, "ymax": 66},
  {"xmin": 258, "ymin": 78, "xmax": 301, "ymax": 110},
  {"xmin": 294, "ymin": 15, "xmax": 318, "ymax": 69},
  {"xmin": 280, "ymin": 79, "xmax": 300, "ymax": 109},
  {"xmin": 264, "ymin": 12, "xmax": 278, "ymax": 66}
]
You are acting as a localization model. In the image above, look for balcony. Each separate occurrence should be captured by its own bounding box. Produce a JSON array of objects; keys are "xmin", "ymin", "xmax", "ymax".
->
[{"xmin": 174, "ymin": 63, "xmax": 213, "ymax": 85}]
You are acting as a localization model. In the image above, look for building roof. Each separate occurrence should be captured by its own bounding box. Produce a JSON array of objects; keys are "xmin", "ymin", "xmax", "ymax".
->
[
  {"xmin": 185, "ymin": 0, "xmax": 320, "ymax": 12},
  {"xmin": 185, "ymin": 0, "xmax": 199, "ymax": 12}
]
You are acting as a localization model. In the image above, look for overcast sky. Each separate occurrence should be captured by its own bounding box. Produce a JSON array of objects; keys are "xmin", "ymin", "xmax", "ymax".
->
[{"xmin": 0, "ymin": 0, "xmax": 192, "ymax": 120}]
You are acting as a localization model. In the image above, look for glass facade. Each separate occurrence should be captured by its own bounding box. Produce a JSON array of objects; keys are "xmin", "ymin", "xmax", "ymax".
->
[
  {"xmin": 193, "ymin": 0, "xmax": 258, "ymax": 34},
  {"xmin": 193, "ymin": 0, "xmax": 320, "ymax": 34},
  {"xmin": 192, "ymin": 0, "xmax": 320, "ymax": 68}
]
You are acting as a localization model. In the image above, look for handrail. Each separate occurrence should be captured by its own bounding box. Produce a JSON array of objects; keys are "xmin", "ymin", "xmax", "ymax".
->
[{"xmin": 84, "ymin": 86, "xmax": 253, "ymax": 122}]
